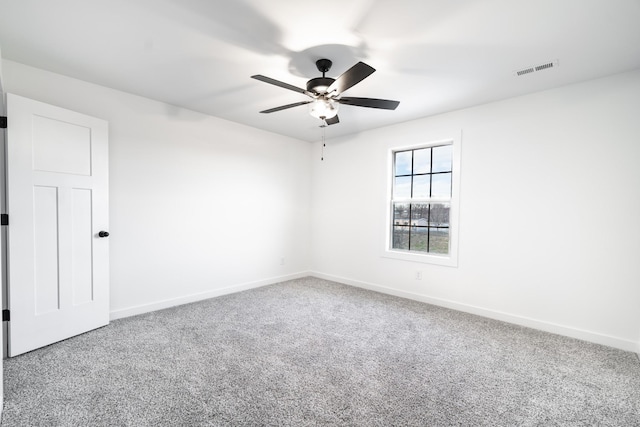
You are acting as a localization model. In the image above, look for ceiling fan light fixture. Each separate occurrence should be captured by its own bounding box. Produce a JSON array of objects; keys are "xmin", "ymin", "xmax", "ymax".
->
[{"xmin": 309, "ymin": 98, "xmax": 339, "ymax": 119}]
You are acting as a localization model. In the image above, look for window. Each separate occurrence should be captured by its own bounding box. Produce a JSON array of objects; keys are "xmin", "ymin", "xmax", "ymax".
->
[{"xmin": 386, "ymin": 136, "xmax": 459, "ymax": 267}]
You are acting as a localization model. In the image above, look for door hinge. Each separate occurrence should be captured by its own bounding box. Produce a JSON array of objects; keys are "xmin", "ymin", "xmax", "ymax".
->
[
  {"xmin": 2, "ymin": 309, "xmax": 9, "ymax": 322},
  {"xmin": 0, "ymin": 116, "xmax": 6, "ymax": 129},
  {"xmin": 1, "ymin": 214, "xmax": 7, "ymax": 226}
]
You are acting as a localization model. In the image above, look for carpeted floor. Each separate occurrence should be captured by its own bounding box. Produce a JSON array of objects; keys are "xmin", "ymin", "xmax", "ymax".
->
[{"xmin": 1, "ymin": 277, "xmax": 639, "ymax": 426}]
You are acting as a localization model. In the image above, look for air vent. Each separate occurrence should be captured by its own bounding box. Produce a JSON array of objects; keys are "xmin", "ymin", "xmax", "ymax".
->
[
  {"xmin": 516, "ymin": 68, "xmax": 535, "ymax": 76},
  {"xmin": 514, "ymin": 60, "xmax": 558, "ymax": 77},
  {"xmin": 535, "ymin": 62, "xmax": 554, "ymax": 71}
]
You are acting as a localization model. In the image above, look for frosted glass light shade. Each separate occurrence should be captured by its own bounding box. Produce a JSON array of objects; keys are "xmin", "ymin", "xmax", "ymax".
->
[{"xmin": 309, "ymin": 98, "xmax": 339, "ymax": 119}]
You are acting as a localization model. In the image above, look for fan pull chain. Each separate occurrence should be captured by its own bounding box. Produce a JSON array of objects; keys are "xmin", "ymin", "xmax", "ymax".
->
[{"xmin": 321, "ymin": 126, "xmax": 326, "ymax": 161}]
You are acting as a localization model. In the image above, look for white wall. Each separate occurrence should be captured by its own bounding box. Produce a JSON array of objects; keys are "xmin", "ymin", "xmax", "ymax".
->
[
  {"xmin": 2, "ymin": 60, "xmax": 312, "ymax": 318},
  {"xmin": 311, "ymin": 70, "xmax": 640, "ymax": 352}
]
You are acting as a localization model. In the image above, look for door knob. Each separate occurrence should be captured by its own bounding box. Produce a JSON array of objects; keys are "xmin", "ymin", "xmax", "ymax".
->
[{"xmin": 98, "ymin": 231, "xmax": 110, "ymax": 238}]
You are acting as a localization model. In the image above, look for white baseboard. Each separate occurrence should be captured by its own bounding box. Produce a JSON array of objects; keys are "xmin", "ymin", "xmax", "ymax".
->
[
  {"xmin": 110, "ymin": 271, "xmax": 310, "ymax": 321},
  {"xmin": 311, "ymin": 271, "xmax": 639, "ymax": 353}
]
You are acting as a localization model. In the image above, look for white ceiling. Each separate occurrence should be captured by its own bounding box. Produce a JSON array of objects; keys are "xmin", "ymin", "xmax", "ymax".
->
[{"xmin": 1, "ymin": 0, "xmax": 639, "ymax": 142}]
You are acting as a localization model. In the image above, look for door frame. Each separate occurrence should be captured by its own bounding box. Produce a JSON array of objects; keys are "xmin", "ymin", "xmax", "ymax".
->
[{"xmin": 0, "ymin": 47, "xmax": 6, "ymax": 415}]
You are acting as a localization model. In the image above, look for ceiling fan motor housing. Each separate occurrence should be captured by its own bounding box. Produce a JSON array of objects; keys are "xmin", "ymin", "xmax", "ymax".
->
[{"xmin": 307, "ymin": 77, "xmax": 335, "ymax": 94}]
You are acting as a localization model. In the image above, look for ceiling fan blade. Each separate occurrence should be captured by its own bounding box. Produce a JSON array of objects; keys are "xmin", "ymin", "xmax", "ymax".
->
[
  {"xmin": 324, "ymin": 115, "xmax": 340, "ymax": 126},
  {"xmin": 338, "ymin": 97, "xmax": 400, "ymax": 110},
  {"xmin": 259, "ymin": 101, "xmax": 311, "ymax": 114},
  {"xmin": 251, "ymin": 75, "xmax": 309, "ymax": 95},
  {"xmin": 326, "ymin": 62, "xmax": 376, "ymax": 95}
]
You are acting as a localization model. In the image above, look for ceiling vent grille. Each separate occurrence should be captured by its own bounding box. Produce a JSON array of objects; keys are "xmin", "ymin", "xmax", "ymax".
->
[
  {"xmin": 514, "ymin": 60, "xmax": 558, "ymax": 77},
  {"xmin": 516, "ymin": 67, "xmax": 535, "ymax": 76}
]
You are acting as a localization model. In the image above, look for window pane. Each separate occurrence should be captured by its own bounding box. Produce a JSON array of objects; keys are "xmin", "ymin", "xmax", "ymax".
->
[
  {"xmin": 410, "ymin": 203, "xmax": 429, "ymax": 226},
  {"xmin": 412, "ymin": 175, "xmax": 430, "ymax": 198},
  {"xmin": 395, "ymin": 151, "xmax": 412, "ymax": 176},
  {"xmin": 390, "ymin": 144, "xmax": 455, "ymax": 259},
  {"xmin": 431, "ymin": 173, "xmax": 452, "ymax": 198},
  {"xmin": 429, "ymin": 228, "xmax": 449, "ymax": 254},
  {"xmin": 432, "ymin": 145, "xmax": 452, "ymax": 173},
  {"xmin": 392, "ymin": 226, "xmax": 410, "ymax": 250},
  {"xmin": 393, "ymin": 203, "xmax": 410, "ymax": 225},
  {"xmin": 429, "ymin": 204, "xmax": 450, "ymax": 226},
  {"xmin": 413, "ymin": 148, "xmax": 431, "ymax": 174},
  {"xmin": 394, "ymin": 176, "xmax": 411, "ymax": 198},
  {"xmin": 410, "ymin": 227, "xmax": 429, "ymax": 252}
]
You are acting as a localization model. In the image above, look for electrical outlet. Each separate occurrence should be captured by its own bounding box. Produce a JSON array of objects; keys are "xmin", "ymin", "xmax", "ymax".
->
[{"xmin": 415, "ymin": 271, "xmax": 422, "ymax": 280}]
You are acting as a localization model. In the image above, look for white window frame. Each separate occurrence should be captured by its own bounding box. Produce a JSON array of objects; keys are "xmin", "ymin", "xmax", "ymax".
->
[{"xmin": 383, "ymin": 133, "xmax": 461, "ymax": 267}]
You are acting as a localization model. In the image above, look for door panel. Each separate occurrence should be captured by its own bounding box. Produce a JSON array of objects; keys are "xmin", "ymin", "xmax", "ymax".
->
[
  {"xmin": 32, "ymin": 115, "xmax": 92, "ymax": 176},
  {"xmin": 71, "ymin": 188, "xmax": 94, "ymax": 306},
  {"xmin": 33, "ymin": 186, "xmax": 60, "ymax": 315},
  {"xmin": 7, "ymin": 93, "xmax": 109, "ymax": 356}
]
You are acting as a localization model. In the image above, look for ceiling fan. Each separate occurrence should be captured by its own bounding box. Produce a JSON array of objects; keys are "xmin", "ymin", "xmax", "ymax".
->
[{"xmin": 251, "ymin": 59, "xmax": 400, "ymax": 126}]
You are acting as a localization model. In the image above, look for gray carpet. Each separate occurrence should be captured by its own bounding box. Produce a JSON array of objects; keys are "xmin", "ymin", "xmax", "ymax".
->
[{"xmin": 1, "ymin": 277, "xmax": 639, "ymax": 426}]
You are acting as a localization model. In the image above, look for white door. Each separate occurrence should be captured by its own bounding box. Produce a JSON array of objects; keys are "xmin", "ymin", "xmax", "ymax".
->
[{"xmin": 6, "ymin": 93, "xmax": 109, "ymax": 357}]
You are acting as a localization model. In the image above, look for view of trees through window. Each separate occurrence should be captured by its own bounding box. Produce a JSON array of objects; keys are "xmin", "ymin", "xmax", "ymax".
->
[{"xmin": 391, "ymin": 145, "xmax": 452, "ymax": 255}]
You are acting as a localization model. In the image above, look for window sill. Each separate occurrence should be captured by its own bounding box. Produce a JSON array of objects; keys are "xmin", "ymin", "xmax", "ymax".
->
[{"xmin": 382, "ymin": 249, "xmax": 458, "ymax": 267}]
